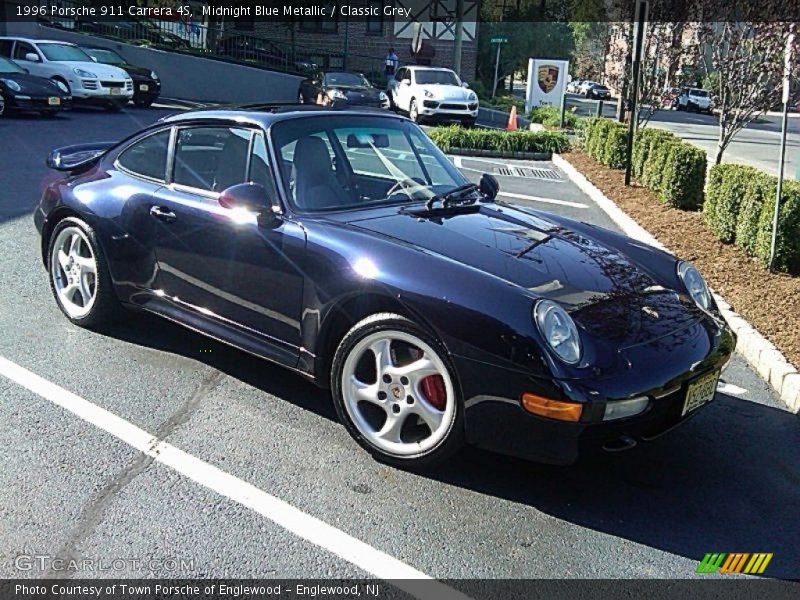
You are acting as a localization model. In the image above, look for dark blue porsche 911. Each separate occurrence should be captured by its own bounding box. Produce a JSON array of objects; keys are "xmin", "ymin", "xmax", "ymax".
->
[{"xmin": 34, "ymin": 106, "xmax": 735, "ymax": 467}]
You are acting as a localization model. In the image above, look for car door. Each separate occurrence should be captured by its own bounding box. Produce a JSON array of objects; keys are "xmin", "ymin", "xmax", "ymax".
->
[
  {"xmin": 151, "ymin": 125, "xmax": 306, "ymax": 365},
  {"xmin": 12, "ymin": 41, "xmax": 47, "ymax": 77}
]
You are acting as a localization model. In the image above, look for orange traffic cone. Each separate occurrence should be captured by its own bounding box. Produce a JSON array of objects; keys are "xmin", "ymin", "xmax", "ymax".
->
[{"xmin": 506, "ymin": 105, "xmax": 518, "ymax": 130}]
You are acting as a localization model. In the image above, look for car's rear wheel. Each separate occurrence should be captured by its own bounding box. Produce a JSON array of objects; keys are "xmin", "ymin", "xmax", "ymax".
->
[
  {"xmin": 48, "ymin": 217, "xmax": 122, "ymax": 329},
  {"xmin": 331, "ymin": 313, "xmax": 463, "ymax": 468}
]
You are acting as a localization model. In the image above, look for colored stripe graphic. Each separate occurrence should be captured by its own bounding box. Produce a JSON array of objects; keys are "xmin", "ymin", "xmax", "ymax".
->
[
  {"xmin": 697, "ymin": 553, "xmax": 726, "ymax": 573},
  {"xmin": 744, "ymin": 553, "xmax": 773, "ymax": 574},
  {"xmin": 720, "ymin": 553, "xmax": 749, "ymax": 573}
]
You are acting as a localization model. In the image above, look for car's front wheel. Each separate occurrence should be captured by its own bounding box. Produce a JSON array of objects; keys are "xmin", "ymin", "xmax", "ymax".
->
[
  {"xmin": 331, "ymin": 313, "xmax": 463, "ymax": 468},
  {"xmin": 409, "ymin": 98, "xmax": 422, "ymax": 123},
  {"xmin": 47, "ymin": 217, "xmax": 122, "ymax": 329}
]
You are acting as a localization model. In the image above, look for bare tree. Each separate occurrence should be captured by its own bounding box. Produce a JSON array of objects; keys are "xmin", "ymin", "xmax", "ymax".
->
[{"xmin": 698, "ymin": 21, "xmax": 799, "ymax": 164}]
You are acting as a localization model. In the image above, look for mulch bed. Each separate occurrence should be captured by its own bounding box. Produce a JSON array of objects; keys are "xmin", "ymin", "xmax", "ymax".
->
[{"xmin": 565, "ymin": 149, "xmax": 800, "ymax": 370}]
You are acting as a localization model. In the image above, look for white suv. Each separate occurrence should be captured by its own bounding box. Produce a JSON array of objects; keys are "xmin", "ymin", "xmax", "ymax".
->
[
  {"xmin": 0, "ymin": 38, "xmax": 133, "ymax": 110},
  {"xmin": 674, "ymin": 87, "xmax": 713, "ymax": 113},
  {"xmin": 388, "ymin": 66, "xmax": 479, "ymax": 126}
]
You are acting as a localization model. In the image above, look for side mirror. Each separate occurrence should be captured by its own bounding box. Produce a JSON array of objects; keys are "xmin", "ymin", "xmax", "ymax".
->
[
  {"xmin": 90, "ymin": 56, "xmax": 98, "ymax": 62},
  {"xmin": 479, "ymin": 173, "xmax": 499, "ymax": 201},
  {"xmin": 402, "ymin": 78, "xmax": 411, "ymax": 86},
  {"xmin": 25, "ymin": 52, "xmax": 40, "ymax": 62},
  {"xmin": 462, "ymin": 81, "xmax": 469, "ymax": 88},
  {"xmin": 218, "ymin": 183, "xmax": 277, "ymax": 226}
]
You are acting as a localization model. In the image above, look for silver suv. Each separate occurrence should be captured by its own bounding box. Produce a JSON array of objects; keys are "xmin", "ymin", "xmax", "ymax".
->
[{"xmin": 674, "ymin": 88, "xmax": 713, "ymax": 113}]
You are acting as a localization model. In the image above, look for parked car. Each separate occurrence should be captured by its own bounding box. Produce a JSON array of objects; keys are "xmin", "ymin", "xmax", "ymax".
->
[
  {"xmin": 298, "ymin": 70, "xmax": 389, "ymax": 109},
  {"xmin": 566, "ymin": 78, "xmax": 583, "ymax": 94},
  {"xmin": 0, "ymin": 92, "xmax": 5, "ymax": 116},
  {"xmin": 215, "ymin": 34, "xmax": 315, "ymax": 73},
  {"xmin": 80, "ymin": 46, "xmax": 160, "ymax": 107},
  {"xmin": 387, "ymin": 66, "xmax": 479, "ymax": 126},
  {"xmin": 584, "ymin": 82, "xmax": 611, "ymax": 99},
  {"xmin": 0, "ymin": 38, "xmax": 132, "ymax": 111},
  {"xmin": 0, "ymin": 55, "xmax": 72, "ymax": 116},
  {"xmin": 76, "ymin": 17, "xmax": 188, "ymax": 51},
  {"xmin": 673, "ymin": 87, "xmax": 713, "ymax": 113},
  {"xmin": 36, "ymin": 106, "xmax": 735, "ymax": 468}
]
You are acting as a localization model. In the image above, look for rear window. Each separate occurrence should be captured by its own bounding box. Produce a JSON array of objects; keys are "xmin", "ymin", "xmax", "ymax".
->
[{"xmin": 690, "ymin": 89, "xmax": 709, "ymax": 97}]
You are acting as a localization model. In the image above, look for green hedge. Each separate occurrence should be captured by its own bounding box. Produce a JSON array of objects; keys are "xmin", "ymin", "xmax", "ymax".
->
[
  {"xmin": 527, "ymin": 105, "xmax": 581, "ymax": 129},
  {"xmin": 584, "ymin": 119, "xmax": 705, "ymax": 209},
  {"xmin": 428, "ymin": 125, "xmax": 569, "ymax": 154},
  {"xmin": 706, "ymin": 164, "xmax": 800, "ymax": 274}
]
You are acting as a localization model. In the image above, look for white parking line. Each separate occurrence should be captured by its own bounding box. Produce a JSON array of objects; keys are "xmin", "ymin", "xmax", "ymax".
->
[
  {"xmin": 498, "ymin": 191, "xmax": 587, "ymax": 209},
  {"xmin": 0, "ymin": 356, "xmax": 469, "ymax": 599},
  {"xmin": 718, "ymin": 382, "xmax": 748, "ymax": 396}
]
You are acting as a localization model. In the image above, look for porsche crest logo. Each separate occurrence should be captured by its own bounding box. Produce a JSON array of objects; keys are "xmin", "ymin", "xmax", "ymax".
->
[{"xmin": 537, "ymin": 65, "xmax": 560, "ymax": 94}]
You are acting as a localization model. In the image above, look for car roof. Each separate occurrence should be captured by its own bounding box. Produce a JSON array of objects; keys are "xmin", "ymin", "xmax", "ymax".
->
[
  {"xmin": 159, "ymin": 105, "xmax": 408, "ymax": 127},
  {"xmin": 407, "ymin": 66, "xmax": 454, "ymax": 72},
  {"xmin": 0, "ymin": 37, "xmax": 76, "ymax": 45}
]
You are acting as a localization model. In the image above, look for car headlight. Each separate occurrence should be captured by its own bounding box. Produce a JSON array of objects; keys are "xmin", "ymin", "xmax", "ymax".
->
[
  {"xmin": 328, "ymin": 89, "xmax": 346, "ymax": 100},
  {"xmin": 379, "ymin": 91, "xmax": 388, "ymax": 101},
  {"xmin": 73, "ymin": 68, "xmax": 97, "ymax": 78},
  {"xmin": 1, "ymin": 79, "xmax": 21, "ymax": 92},
  {"xmin": 534, "ymin": 300, "xmax": 582, "ymax": 364},
  {"xmin": 54, "ymin": 80, "xmax": 69, "ymax": 93},
  {"xmin": 468, "ymin": 92, "xmax": 477, "ymax": 101},
  {"xmin": 677, "ymin": 262, "xmax": 712, "ymax": 310},
  {"xmin": 423, "ymin": 89, "xmax": 434, "ymax": 98},
  {"xmin": 150, "ymin": 71, "xmax": 158, "ymax": 80}
]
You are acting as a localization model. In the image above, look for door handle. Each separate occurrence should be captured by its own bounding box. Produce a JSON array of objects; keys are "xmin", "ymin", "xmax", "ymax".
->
[{"xmin": 150, "ymin": 206, "xmax": 176, "ymax": 223}]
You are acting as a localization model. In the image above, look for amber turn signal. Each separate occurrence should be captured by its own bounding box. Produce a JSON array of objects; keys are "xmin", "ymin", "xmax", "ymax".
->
[{"xmin": 521, "ymin": 393, "xmax": 583, "ymax": 422}]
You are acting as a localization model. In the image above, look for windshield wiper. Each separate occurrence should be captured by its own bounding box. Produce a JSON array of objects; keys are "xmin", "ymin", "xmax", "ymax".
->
[{"xmin": 424, "ymin": 183, "xmax": 479, "ymax": 210}]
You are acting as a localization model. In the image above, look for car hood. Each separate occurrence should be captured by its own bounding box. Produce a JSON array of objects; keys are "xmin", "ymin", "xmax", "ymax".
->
[
  {"xmin": 58, "ymin": 61, "xmax": 130, "ymax": 80},
  {"xmin": 0, "ymin": 72, "xmax": 65, "ymax": 95},
  {"xmin": 329, "ymin": 86, "xmax": 381, "ymax": 99},
  {"xmin": 118, "ymin": 63, "xmax": 154, "ymax": 79},
  {"xmin": 422, "ymin": 85, "xmax": 473, "ymax": 101},
  {"xmin": 347, "ymin": 203, "xmax": 703, "ymax": 348}
]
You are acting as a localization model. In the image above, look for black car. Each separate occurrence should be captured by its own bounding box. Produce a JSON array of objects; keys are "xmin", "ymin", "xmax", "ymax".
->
[
  {"xmin": 299, "ymin": 71, "xmax": 389, "ymax": 109},
  {"xmin": 586, "ymin": 83, "xmax": 611, "ymax": 100},
  {"xmin": 0, "ymin": 55, "xmax": 71, "ymax": 117},
  {"xmin": 81, "ymin": 47, "xmax": 160, "ymax": 107},
  {"xmin": 215, "ymin": 34, "xmax": 315, "ymax": 73},
  {"xmin": 35, "ymin": 106, "xmax": 735, "ymax": 468}
]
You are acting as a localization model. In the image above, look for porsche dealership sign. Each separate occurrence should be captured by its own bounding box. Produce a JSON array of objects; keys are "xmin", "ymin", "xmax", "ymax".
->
[{"xmin": 525, "ymin": 58, "xmax": 569, "ymax": 112}]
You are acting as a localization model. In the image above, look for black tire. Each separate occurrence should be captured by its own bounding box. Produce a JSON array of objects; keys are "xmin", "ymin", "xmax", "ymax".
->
[
  {"xmin": 461, "ymin": 118, "xmax": 476, "ymax": 128},
  {"xmin": 409, "ymin": 98, "xmax": 422, "ymax": 124},
  {"xmin": 105, "ymin": 102, "xmax": 123, "ymax": 112},
  {"xmin": 330, "ymin": 313, "xmax": 464, "ymax": 469},
  {"xmin": 133, "ymin": 97, "xmax": 154, "ymax": 108},
  {"xmin": 46, "ymin": 216, "xmax": 123, "ymax": 329}
]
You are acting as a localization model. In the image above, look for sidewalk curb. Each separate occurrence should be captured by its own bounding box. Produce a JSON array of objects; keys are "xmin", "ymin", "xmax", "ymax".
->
[{"xmin": 552, "ymin": 152, "xmax": 800, "ymax": 414}]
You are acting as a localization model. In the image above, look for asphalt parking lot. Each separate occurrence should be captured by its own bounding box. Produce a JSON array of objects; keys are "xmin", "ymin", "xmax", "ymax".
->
[{"xmin": 1, "ymin": 107, "xmax": 799, "ymax": 583}]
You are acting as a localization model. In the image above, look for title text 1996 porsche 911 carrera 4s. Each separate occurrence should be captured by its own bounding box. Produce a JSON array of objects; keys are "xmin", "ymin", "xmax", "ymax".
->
[{"xmin": 35, "ymin": 106, "xmax": 735, "ymax": 467}]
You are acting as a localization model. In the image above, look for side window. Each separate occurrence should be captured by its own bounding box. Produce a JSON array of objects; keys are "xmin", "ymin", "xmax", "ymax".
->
[
  {"xmin": 173, "ymin": 127, "xmax": 252, "ymax": 192},
  {"xmin": 249, "ymin": 133, "xmax": 279, "ymax": 205},
  {"xmin": 117, "ymin": 129, "xmax": 171, "ymax": 181},
  {"xmin": 13, "ymin": 42, "xmax": 37, "ymax": 61},
  {"xmin": 0, "ymin": 40, "xmax": 13, "ymax": 57}
]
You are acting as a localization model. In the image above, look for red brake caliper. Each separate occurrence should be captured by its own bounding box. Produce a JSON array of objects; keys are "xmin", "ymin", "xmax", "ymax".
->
[{"xmin": 420, "ymin": 375, "xmax": 447, "ymax": 410}]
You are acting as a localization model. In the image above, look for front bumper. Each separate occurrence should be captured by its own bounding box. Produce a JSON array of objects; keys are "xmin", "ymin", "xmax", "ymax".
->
[
  {"xmin": 4, "ymin": 93, "xmax": 72, "ymax": 112},
  {"xmin": 69, "ymin": 78, "xmax": 134, "ymax": 103},
  {"xmin": 132, "ymin": 79, "xmax": 161, "ymax": 102},
  {"xmin": 458, "ymin": 321, "xmax": 736, "ymax": 465},
  {"xmin": 419, "ymin": 100, "xmax": 479, "ymax": 122}
]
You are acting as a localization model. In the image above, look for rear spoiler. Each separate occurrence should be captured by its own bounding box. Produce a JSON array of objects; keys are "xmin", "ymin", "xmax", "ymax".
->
[{"xmin": 46, "ymin": 142, "xmax": 116, "ymax": 172}]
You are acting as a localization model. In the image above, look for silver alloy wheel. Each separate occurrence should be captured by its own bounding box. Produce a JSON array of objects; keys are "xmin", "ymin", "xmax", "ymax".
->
[
  {"xmin": 50, "ymin": 226, "xmax": 98, "ymax": 319},
  {"xmin": 409, "ymin": 99, "xmax": 418, "ymax": 122},
  {"xmin": 341, "ymin": 330, "xmax": 456, "ymax": 457}
]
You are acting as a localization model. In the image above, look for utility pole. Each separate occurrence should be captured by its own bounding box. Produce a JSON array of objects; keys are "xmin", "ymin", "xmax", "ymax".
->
[
  {"xmin": 624, "ymin": 1, "xmax": 648, "ymax": 186},
  {"xmin": 453, "ymin": 0, "xmax": 464, "ymax": 76}
]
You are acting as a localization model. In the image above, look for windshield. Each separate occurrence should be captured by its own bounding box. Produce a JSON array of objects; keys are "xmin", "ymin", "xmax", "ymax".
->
[
  {"xmin": 83, "ymin": 48, "xmax": 125, "ymax": 65},
  {"xmin": 271, "ymin": 116, "xmax": 468, "ymax": 212},
  {"xmin": 414, "ymin": 70, "xmax": 460, "ymax": 86},
  {"xmin": 690, "ymin": 89, "xmax": 709, "ymax": 97},
  {"xmin": 0, "ymin": 56, "xmax": 25, "ymax": 74},
  {"xmin": 324, "ymin": 72, "xmax": 371, "ymax": 88},
  {"xmin": 38, "ymin": 43, "xmax": 93, "ymax": 62}
]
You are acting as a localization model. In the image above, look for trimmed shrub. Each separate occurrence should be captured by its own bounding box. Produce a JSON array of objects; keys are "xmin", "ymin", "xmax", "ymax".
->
[
  {"xmin": 658, "ymin": 143, "xmax": 706, "ymax": 209},
  {"xmin": 704, "ymin": 164, "xmax": 751, "ymax": 243},
  {"xmin": 528, "ymin": 105, "xmax": 581, "ymax": 129},
  {"xmin": 642, "ymin": 136, "xmax": 679, "ymax": 192},
  {"xmin": 602, "ymin": 123, "xmax": 629, "ymax": 169},
  {"xmin": 584, "ymin": 117, "xmax": 609, "ymax": 161},
  {"xmin": 428, "ymin": 125, "xmax": 569, "ymax": 154},
  {"xmin": 735, "ymin": 172, "xmax": 774, "ymax": 257},
  {"xmin": 632, "ymin": 128, "xmax": 676, "ymax": 179},
  {"xmin": 754, "ymin": 181, "xmax": 800, "ymax": 274}
]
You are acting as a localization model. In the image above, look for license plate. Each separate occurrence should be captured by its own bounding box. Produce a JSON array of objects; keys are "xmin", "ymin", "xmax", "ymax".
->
[
  {"xmin": 110, "ymin": 88, "xmax": 121, "ymax": 96},
  {"xmin": 682, "ymin": 370, "xmax": 720, "ymax": 416},
  {"xmin": 139, "ymin": 84, "xmax": 149, "ymax": 92},
  {"xmin": 48, "ymin": 97, "xmax": 60, "ymax": 105}
]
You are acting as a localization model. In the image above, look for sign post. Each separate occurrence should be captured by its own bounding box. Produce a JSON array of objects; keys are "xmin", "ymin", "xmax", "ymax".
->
[
  {"xmin": 491, "ymin": 37, "xmax": 508, "ymax": 98},
  {"xmin": 770, "ymin": 30, "xmax": 794, "ymax": 271}
]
